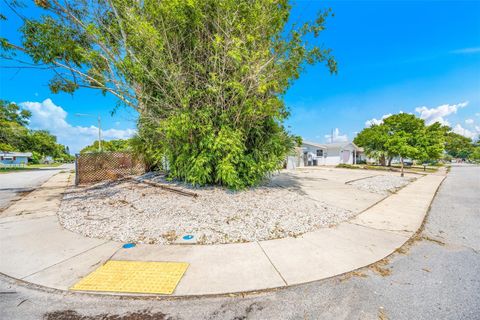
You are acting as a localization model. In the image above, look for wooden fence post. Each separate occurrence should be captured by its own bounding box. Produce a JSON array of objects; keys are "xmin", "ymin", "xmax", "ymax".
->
[{"xmin": 75, "ymin": 153, "xmax": 79, "ymax": 186}]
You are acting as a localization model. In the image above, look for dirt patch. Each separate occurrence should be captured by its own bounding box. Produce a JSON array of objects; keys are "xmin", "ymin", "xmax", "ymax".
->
[
  {"xmin": 338, "ymin": 270, "xmax": 368, "ymax": 282},
  {"xmin": 0, "ymin": 189, "xmax": 34, "ymax": 214},
  {"xmin": 43, "ymin": 310, "xmax": 173, "ymax": 320},
  {"xmin": 378, "ymin": 307, "xmax": 389, "ymax": 320},
  {"xmin": 369, "ymin": 259, "xmax": 392, "ymax": 277}
]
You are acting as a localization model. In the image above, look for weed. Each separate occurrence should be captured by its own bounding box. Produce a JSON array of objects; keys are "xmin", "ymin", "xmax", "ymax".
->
[{"xmin": 369, "ymin": 259, "xmax": 392, "ymax": 277}]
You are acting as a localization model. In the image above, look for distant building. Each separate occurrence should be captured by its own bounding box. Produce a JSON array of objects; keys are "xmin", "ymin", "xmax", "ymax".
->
[
  {"xmin": 299, "ymin": 141, "xmax": 365, "ymax": 166},
  {"xmin": 42, "ymin": 156, "xmax": 54, "ymax": 164},
  {"xmin": 0, "ymin": 151, "xmax": 32, "ymax": 166}
]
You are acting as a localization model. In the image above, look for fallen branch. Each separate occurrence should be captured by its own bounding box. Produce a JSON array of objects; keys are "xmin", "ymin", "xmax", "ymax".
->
[{"xmin": 136, "ymin": 179, "xmax": 199, "ymax": 198}]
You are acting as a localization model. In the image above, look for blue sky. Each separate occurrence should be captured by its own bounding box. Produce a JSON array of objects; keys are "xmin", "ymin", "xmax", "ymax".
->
[{"xmin": 1, "ymin": 0, "xmax": 479, "ymax": 152}]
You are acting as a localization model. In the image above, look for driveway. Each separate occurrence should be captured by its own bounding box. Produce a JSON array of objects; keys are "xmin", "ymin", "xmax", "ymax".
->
[
  {"xmin": 0, "ymin": 164, "xmax": 478, "ymax": 319},
  {"xmin": 0, "ymin": 164, "xmax": 73, "ymax": 211}
]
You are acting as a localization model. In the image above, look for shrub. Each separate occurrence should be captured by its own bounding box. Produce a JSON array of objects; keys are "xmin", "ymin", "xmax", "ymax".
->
[{"xmin": 336, "ymin": 164, "xmax": 359, "ymax": 169}]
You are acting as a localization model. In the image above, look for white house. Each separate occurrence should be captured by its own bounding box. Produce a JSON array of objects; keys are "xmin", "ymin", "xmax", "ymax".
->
[{"xmin": 298, "ymin": 141, "xmax": 364, "ymax": 166}]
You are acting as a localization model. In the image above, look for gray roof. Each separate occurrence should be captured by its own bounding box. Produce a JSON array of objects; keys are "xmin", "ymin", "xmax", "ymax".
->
[
  {"xmin": 324, "ymin": 142, "xmax": 354, "ymax": 148},
  {"xmin": 0, "ymin": 151, "xmax": 33, "ymax": 157},
  {"xmin": 303, "ymin": 140, "xmax": 361, "ymax": 150},
  {"xmin": 302, "ymin": 141, "xmax": 327, "ymax": 149}
]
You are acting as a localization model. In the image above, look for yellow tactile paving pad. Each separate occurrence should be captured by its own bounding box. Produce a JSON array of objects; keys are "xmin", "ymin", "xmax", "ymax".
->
[{"xmin": 70, "ymin": 260, "xmax": 189, "ymax": 294}]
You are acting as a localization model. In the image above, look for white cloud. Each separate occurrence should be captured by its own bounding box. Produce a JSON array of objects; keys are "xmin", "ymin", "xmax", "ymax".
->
[
  {"xmin": 452, "ymin": 124, "xmax": 480, "ymax": 140},
  {"xmin": 465, "ymin": 119, "xmax": 474, "ymax": 125},
  {"xmin": 415, "ymin": 101, "xmax": 468, "ymax": 125},
  {"xmin": 365, "ymin": 113, "xmax": 392, "ymax": 127},
  {"xmin": 324, "ymin": 128, "xmax": 348, "ymax": 143},
  {"xmin": 450, "ymin": 47, "xmax": 480, "ymax": 54},
  {"xmin": 20, "ymin": 99, "xmax": 136, "ymax": 154}
]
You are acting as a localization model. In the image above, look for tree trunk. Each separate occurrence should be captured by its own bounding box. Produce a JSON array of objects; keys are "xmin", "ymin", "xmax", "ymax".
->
[
  {"xmin": 380, "ymin": 155, "xmax": 386, "ymax": 166},
  {"xmin": 400, "ymin": 157, "xmax": 404, "ymax": 177},
  {"xmin": 388, "ymin": 157, "xmax": 392, "ymax": 167}
]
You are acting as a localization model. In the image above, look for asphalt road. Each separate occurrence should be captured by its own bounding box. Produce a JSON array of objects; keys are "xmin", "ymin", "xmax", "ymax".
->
[
  {"xmin": 0, "ymin": 164, "xmax": 478, "ymax": 320},
  {"xmin": 0, "ymin": 164, "xmax": 73, "ymax": 211}
]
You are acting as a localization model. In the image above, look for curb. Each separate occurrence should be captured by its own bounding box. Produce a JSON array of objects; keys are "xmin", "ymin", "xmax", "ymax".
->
[{"xmin": 0, "ymin": 171, "xmax": 447, "ymax": 299}]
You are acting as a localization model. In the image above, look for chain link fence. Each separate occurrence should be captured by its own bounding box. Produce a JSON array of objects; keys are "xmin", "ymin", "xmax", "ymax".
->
[{"xmin": 75, "ymin": 152, "xmax": 145, "ymax": 185}]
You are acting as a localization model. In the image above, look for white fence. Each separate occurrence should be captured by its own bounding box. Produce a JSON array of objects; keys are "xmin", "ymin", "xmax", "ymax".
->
[{"xmin": 0, "ymin": 163, "xmax": 27, "ymax": 169}]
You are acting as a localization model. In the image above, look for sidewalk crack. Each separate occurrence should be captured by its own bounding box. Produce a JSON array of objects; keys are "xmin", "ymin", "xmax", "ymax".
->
[
  {"xmin": 256, "ymin": 241, "xmax": 288, "ymax": 286},
  {"xmin": 20, "ymin": 241, "xmax": 114, "ymax": 280}
]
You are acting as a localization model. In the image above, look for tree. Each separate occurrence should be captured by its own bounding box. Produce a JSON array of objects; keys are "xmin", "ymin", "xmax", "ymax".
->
[
  {"xmin": 80, "ymin": 139, "xmax": 131, "ymax": 154},
  {"xmin": 355, "ymin": 113, "xmax": 445, "ymax": 176},
  {"xmin": 0, "ymin": 142, "xmax": 15, "ymax": 151},
  {"xmin": 353, "ymin": 124, "xmax": 390, "ymax": 165},
  {"xmin": 384, "ymin": 132, "xmax": 417, "ymax": 177},
  {"xmin": 28, "ymin": 130, "xmax": 59, "ymax": 157},
  {"xmin": 0, "ymin": 101, "xmax": 31, "ymax": 150},
  {"xmin": 415, "ymin": 122, "xmax": 448, "ymax": 164},
  {"xmin": 470, "ymin": 146, "xmax": 480, "ymax": 162},
  {"xmin": 444, "ymin": 132, "xmax": 473, "ymax": 159},
  {"xmin": 0, "ymin": 100, "xmax": 31, "ymax": 126},
  {"xmin": 0, "ymin": 100, "xmax": 72, "ymax": 161},
  {"xmin": 2, "ymin": 0, "xmax": 337, "ymax": 188}
]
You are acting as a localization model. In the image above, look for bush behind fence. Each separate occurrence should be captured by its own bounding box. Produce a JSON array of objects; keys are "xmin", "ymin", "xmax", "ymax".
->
[{"xmin": 75, "ymin": 152, "xmax": 145, "ymax": 185}]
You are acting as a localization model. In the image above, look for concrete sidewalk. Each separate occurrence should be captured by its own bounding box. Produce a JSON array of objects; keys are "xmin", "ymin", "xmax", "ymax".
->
[
  {"xmin": 0, "ymin": 171, "xmax": 73, "ymax": 220},
  {"xmin": 0, "ymin": 164, "xmax": 74, "ymax": 210},
  {"xmin": 0, "ymin": 170, "xmax": 445, "ymax": 296}
]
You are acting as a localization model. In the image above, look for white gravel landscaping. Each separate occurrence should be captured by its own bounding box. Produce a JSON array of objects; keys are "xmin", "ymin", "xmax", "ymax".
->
[
  {"xmin": 58, "ymin": 174, "xmax": 355, "ymax": 245},
  {"xmin": 347, "ymin": 174, "xmax": 416, "ymax": 195}
]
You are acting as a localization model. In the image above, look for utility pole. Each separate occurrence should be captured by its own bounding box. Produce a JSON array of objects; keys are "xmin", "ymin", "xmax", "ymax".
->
[
  {"xmin": 97, "ymin": 113, "xmax": 102, "ymax": 152},
  {"xmin": 331, "ymin": 128, "xmax": 333, "ymax": 143},
  {"xmin": 75, "ymin": 113, "xmax": 103, "ymax": 152}
]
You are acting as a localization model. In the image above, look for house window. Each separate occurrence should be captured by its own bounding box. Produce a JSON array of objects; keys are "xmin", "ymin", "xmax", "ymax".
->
[
  {"xmin": 13, "ymin": 156, "xmax": 16, "ymax": 161},
  {"xmin": 316, "ymin": 149, "xmax": 323, "ymax": 157}
]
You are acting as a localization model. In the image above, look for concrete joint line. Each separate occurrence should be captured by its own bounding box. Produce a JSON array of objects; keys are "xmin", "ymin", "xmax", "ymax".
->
[
  {"xmin": 344, "ymin": 174, "xmax": 381, "ymax": 185},
  {"xmin": 104, "ymin": 243, "xmax": 124, "ymax": 263},
  {"xmin": 350, "ymin": 193, "xmax": 391, "ymax": 217},
  {"xmin": 256, "ymin": 241, "xmax": 288, "ymax": 286},
  {"xmin": 0, "ymin": 213, "xmax": 56, "ymax": 225},
  {"xmin": 20, "ymin": 241, "xmax": 112, "ymax": 280},
  {"xmin": 346, "ymin": 221, "xmax": 412, "ymax": 237}
]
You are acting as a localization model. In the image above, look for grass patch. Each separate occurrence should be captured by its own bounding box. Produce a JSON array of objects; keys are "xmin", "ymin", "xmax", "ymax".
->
[
  {"xmin": 363, "ymin": 165, "xmax": 394, "ymax": 171},
  {"xmin": 336, "ymin": 164, "xmax": 360, "ymax": 169},
  {"xmin": 391, "ymin": 165, "xmax": 438, "ymax": 173},
  {"xmin": 361, "ymin": 164, "xmax": 438, "ymax": 173},
  {"xmin": 0, "ymin": 167, "xmax": 33, "ymax": 173},
  {"xmin": 27, "ymin": 163, "xmax": 64, "ymax": 168},
  {"xmin": 0, "ymin": 163, "xmax": 64, "ymax": 173},
  {"xmin": 334, "ymin": 163, "xmax": 439, "ymax": 173}
]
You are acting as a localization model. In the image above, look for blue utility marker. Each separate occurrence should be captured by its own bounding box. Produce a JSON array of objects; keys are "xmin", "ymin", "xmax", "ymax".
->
[
  {"xmin": 182, "ymin": 235, "xmax": 194, "ymax": 240},
  {"xmin": 123, "ymin": 243, "xmax": 136, "ymax": 249}
]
